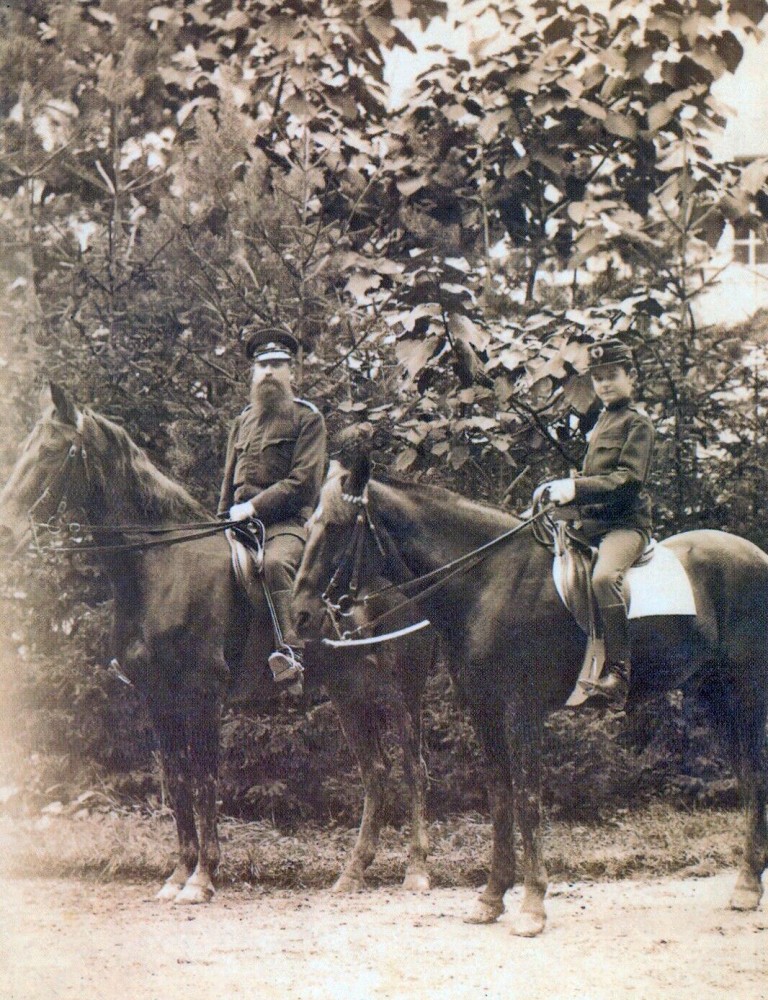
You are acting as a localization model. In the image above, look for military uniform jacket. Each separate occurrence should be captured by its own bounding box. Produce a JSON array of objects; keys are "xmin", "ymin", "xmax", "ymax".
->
[
  {"xmin": 573, "ymin": 399, "xmax": 654, "ymax": 540},
  {"xmin": 217, "ymin": 398, "xmax": 327, "ymax": 535}
]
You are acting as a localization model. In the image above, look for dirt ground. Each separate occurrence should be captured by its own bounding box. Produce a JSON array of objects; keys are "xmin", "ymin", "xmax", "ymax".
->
[{"xmin": 1, "ymin": 872, "xmax": 767, "ymax": 1000}]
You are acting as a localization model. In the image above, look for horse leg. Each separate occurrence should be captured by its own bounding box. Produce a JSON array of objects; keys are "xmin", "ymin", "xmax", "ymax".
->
[
  {"xmin": 702, "ymin": 674, "xmax": 768, "ymax": 911},
  {"xmin": 328, "ymin": 689, "xmax": 391, "ymax": 892},
  {"xmin": 149, "ymin": 708, "xmax": 199, "ymax": 902},
  {"xmin": 174, "ymin": 691, "xmax": 222, "ymax": 905},
  {"xmin": 464, "ymin": 699, "xmax": 516, "ymax": 925},
  {"xmin": 395, "ymin": 681, "xmax": 430, "ymax": 892},
  {"xmin": 505, "ymin": 702, "xmax": 548, "ymax": 937}
]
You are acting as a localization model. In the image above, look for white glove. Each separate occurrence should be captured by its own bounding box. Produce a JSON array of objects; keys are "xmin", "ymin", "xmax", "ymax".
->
[
  {"xmin": 229, "ymin": 500, "xmax": 256, "ymax": 522},
  {"xmin": 546, "ymin": 478, "xmax": 576, "ymax": 505}
]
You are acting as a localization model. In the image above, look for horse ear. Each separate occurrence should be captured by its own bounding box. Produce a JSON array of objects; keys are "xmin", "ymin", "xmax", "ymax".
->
[
  {"xmin": 345, "ymin": 452, "xmax": 371, "ymax": 497},
  {"xmin": 49, "ymin": 382, "xmax": 81, "ymax": 428}
]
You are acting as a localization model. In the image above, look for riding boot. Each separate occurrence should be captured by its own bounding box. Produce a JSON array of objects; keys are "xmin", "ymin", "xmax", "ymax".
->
[
  {"xmin": 580, "ymin": 603, "xmax": 631, "ymax": 711},
  {"xmin": 267, "ymin": 589, "xmax": 304, "ymax": 694}
]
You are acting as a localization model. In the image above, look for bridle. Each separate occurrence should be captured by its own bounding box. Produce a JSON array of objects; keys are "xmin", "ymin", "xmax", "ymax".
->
[
  {"xmin": 20, "ymin": 413, "xmax": 244, "ymax": 557},
  {"xmin": 317, "ymin": 483, "xmax": 556, "ymax": 647},
  {"xmin": 26, "ymin": 427, "xmax": 89, "ymax": 552}
]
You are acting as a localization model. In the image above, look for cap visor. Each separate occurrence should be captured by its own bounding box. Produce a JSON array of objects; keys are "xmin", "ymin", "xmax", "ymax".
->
[{"xmin": 253, "ymin": 350, "xmax": 293, "ymax": 362}]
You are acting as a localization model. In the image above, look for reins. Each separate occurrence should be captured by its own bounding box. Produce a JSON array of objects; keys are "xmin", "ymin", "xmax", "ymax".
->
[
  {"xmin": 42, "ymin": 520, "xmax": 242, "ymax": 556},
  {"xmin": 321, "ymin": 490, "xmax": 556, "ymax": 645}
]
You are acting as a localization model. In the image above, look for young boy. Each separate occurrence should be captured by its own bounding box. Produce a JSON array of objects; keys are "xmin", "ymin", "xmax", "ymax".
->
[{"xmin": 544, "ymin": 338, "xmax": 655, "ymax": 711}]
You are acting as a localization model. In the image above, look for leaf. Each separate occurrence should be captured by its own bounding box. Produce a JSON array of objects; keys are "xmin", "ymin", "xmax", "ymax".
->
[
  {"xmin": 395, "ymin": 336, "xmax": 440, "ymax": 378},
  {"xmin": 604, "ymin": 111, "xmax": 638, "ymax": 141},
  {"xmin": 400, "ymin": 303, "xmax": 441, "ymax": 332},
  {"xmin": 450, "ymin": 444, "xmax": 469, "ymax": 469},
  {"xmin": 260, "ymin": 16, "xmax": 299, "ymax": 48},
  {"xmin": 577, "ymin": 99, "xmax": 606, "ymax": 122},
  {"xmin": 397, "ymin": 176, "xmax": 427, "ymax": 197},
  {"xmin": 394, "ymin": 447, "xmax": 418, "ymax": 471},
  {"xmin": 476, "ymin": 108, "xmax": 512, "ymax": 143},
  {"xmin": 727, "ymin": 0, "xmax": 767, "ymax": 27},
  {"xmin": 562, "ymin": 374, "xmax": 597, "ymax": 414},
  {"xmin": 647, "ymin": 100, "xmax": 673, "ymax": 133},
  {"xmin": 656, "ymin": 145, "xmax": 688, "ymax": 172},
  {"xmin": 740, "ymin": 158, "xmax": 768, "ymax": 196},
  {"xmin": 88, "ymin": 7, "xmax": 117, "ymax": 25},
  {"xmin": 284, "ymin": 95, "xmax": 314, "ymax": 120},
  {"xmin": 345, "ymin": 272, "xmax": 380, "ymax": 302},
  {"xmin": 148, "ymin": 5, "xmax": 177, "ymax": 21},
  {"xmin": 449, "ymin": 314, "xmax": 489, "ymax": 350},
  {"xmin": 464, "ymin": 415, "xmax": 497, "ymax": 431},
  {"xmin": 365, "ymin": 16, "xmax": 397, "ymax": 47},
  {"xmin": 571, "ymin": 226, "xmax": 606, "ymax": 265},
  {"xmin": 566, "ymin": 201, "xmax": 588, "ymax": 225},
  {"xmin": 497, "ymin": 347, "xmax": 526, "ymax": 371},
  {"xmin": 445, "ymin": 256, "xmax": 471, "ymax": 272}
]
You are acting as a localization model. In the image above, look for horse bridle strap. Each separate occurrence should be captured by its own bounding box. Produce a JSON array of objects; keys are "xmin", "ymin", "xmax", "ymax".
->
[
  {"xmin": 323, "ymin": 491, "xmax": 556, "ymax": 642},
  {"xmin": 28, "ymin": 434, "xmax": 88, "ymax": 546}
]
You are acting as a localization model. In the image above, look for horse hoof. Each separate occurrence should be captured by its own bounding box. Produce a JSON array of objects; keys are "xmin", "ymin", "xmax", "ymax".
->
[
  {"xmin": 730, "ymin": 887, "xmax": 762, "ymax": 911},
  {"xmin": 332, "ymin": 873, "xmax": 365, "ymax": 894},
  {"xmin": 511, "ymin": 910, "xmax": 546, "ymax": 937},
  {"xmin": 402, "ymin": 870, "xmax": 430, "ymax": 892},
  {"xmin": 156, "ymin": 881, "xmax": 183, "ymax": 902},
  {"xmin": 464, "ymin": 898, "xmax": 504, "ymax": 924},
  {"xmin": 174, "ymin": 882, "xmax": 215, "ymax": 905}
]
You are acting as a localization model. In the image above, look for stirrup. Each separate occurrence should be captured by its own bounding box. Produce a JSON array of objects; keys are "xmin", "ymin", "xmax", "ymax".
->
[
  {"xmin": 268, "ymin": 646, "xmax": 303, "ymax": 685},
  {"xmin": 578, "ymin": 670, "xmax": 629, "ymax": 712}
]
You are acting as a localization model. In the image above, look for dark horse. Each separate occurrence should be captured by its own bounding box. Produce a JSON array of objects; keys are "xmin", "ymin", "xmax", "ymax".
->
[
  {"xmin": 0, "ymin": 386, "xmax": 435, "ymax": 901},
  {"xmin": 293, "ymin": 454, "xmax": 768, "ymax": 936}
]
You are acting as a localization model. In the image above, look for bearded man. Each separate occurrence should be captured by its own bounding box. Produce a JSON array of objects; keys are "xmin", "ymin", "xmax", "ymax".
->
[{"xmin": 218, "ymin": 326, "xmax": 327, "ymax": 688}]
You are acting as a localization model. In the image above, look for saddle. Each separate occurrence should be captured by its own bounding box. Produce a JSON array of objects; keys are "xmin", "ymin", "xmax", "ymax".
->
[{"xmin": 551, "ymin": 524, "xmax": 697, "ymax": 706}]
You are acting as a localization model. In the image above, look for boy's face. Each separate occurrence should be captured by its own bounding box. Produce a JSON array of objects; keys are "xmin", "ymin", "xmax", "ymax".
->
[{"xmin": 590, "ymin": 364, "xmax": 634, "ymax": 406}]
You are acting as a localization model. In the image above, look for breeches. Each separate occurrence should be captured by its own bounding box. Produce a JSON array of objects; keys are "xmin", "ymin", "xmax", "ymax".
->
[
  {"xmin": 592, "ymin": 528, "xmax": 647, "ymax": 611},
  {"xmin": 263, "ymin": 531, "xmax": 305, "ymax": 594}
]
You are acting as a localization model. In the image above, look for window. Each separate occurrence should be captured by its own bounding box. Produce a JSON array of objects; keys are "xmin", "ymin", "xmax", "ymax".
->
[{"xmin": 732, "ymin": 220, "xmax": 768, "ymax": 266}]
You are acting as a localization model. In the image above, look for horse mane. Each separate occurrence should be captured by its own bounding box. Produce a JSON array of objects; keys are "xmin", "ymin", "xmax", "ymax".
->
[
  {"xmin": 372, "ymin": 470, "xmax": 520, "ymax": 526},
  {"xmin": 82, "ymin": 410, "xmax": 208, "ymax": 524}
]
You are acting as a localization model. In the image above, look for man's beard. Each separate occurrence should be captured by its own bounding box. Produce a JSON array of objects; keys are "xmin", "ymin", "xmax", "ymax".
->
[{"xmin": 250, "ymin": 378, "xmax": 293, "ymax": 421}]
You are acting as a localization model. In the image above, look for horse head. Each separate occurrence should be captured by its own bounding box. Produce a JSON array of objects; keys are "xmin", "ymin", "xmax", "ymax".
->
[
  {"xmin": 0, "ymin": 383, "xmax": 86, "ymax": 553},
  {"xmin": 293, "ymin": 452, "xmax": 372, "ymax": 638}
]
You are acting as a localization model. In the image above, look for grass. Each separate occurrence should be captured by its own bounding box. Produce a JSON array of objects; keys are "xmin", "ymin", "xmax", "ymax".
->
[{"xmin": 0, "ymin": 802, "xmax": 745, "ymax": 890}]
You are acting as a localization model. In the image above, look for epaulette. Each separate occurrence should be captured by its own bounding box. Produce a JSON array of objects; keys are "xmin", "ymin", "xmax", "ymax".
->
[{"xmin": 294, "ymin": 397, "xmax": 321, "ymax": 415}]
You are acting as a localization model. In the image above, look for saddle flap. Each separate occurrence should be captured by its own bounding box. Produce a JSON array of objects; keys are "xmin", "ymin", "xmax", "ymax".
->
[
  {"xmin": 225, "ymin": 528, "xmax": 263, "ymax": 592},
  {"xmin": 552, "ymin": 525, "xmax": 599, "ymax": 638}
]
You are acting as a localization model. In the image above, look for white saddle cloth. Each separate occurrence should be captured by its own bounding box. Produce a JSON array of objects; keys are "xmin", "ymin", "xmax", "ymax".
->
[
  {"xmin": 624, "ymin": 542, "xmax": 697, "ymax": 618},
  {"xmin": 553, "ymin": 539, "xmax": 697, "ymax": 620}
]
